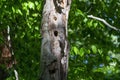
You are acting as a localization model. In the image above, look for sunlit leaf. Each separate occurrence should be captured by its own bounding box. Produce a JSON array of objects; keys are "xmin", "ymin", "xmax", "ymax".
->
[
  {"xmin": 91, "ymin": 45, "xmax": 97, "ymax": 54},
  {"xmin": 35, "ymin": 26, "xmax": 39, "ymax": 30},
  {"xmin": 35, "ymin": 1, "xmax": 38, "ymax": 6},
  {"xmin": 12, "ymin": 7, "xmax": 15, "ymax": 13},
  {"xmin": 16, "ymin": 9, "xmax": 23, "ymax": 15},
  {"xmin": 73, "ymin": 46, "xmax": 79, "ymax": 55},
  {"xmin": 32, "ymin": 13, "xmax": 38, "ymax": 17},
  {"xmin": 83, "ymin": 18, "xmax": 88, "ymax": 23},
  {"xmin": 28, "ymin": 1, "xmax": 35, "ymax": 9},
  {"xmin": 93, "ymin": 22, "xmax": 98, "ymax": 28},
  {"xmin": 106, "ymin": 56, "xmax": 110, "ymax": 61},
  {"xmin": 75, "ymin": 9, "xmax": 84, "ymax": 17},
  {"xmin": 88, "ymin": 20, "xmax": 93, "ymax": 27},
  {"xmin": 79, "ymin": 48, "xmax": 84, "ymax": 57},
  {"xmin": 36, "ymin": 2, "xmax": 41, "ymax": 10}
]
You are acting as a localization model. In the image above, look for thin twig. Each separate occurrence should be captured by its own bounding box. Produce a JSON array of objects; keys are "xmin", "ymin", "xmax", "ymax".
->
[{"xmin": 88, "ymin": 15, "xmax": 120, "ymax": 32}]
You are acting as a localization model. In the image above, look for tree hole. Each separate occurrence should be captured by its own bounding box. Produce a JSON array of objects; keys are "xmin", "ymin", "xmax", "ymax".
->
[
  {"xmin": 54, "ymin": 31, "xmax": 58, "ymax": 37},
  {"xmin": 54, "ymin": 17, "xmax": 57, "ymax": 21}
]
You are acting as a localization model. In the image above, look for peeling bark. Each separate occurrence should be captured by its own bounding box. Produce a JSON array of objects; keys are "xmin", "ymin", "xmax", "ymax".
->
[{"xmin": 40, "ymin": 0, "xmax": 71, "ymax": 80}]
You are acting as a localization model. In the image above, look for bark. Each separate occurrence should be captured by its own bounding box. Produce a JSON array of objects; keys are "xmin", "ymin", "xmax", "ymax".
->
[{"xmin": 40, "ymin": 0, "xmax": 71, "ymax": 80}]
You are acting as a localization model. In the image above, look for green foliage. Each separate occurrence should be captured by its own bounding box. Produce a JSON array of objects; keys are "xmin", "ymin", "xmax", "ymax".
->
[
  {"xmin": 0, "ymin": 0, "xmax": 43, "ymax": 79},
  {"xmin": 68, "ymin": 0, "xmax": 120, "ymax": 80},
  {"xmin": 0, "ymin": 0, "xmax": 120, "ymax": 80}
]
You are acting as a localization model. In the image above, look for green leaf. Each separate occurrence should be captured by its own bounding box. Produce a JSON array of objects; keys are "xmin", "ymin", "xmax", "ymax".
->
[
  {"xmin": 12, "ymin": 7, "xmax": 15, "ymax": 13},
  {"xmin": 98, "ymin": 49, "xmax": 103, "ymax": 55},
  {"xmin": 16, "ymin": 9, "xmax": 23, "ymax": 15},
  {"xmin": 35, "ymin": 1, "xmax": 38, "ymax": 6},
  {"xmin": 106, "ymin": 56, "xmax": 110, "ymax": 61},
  {"xmin": 91, "ymin": 45, "xmax": 97, "ymax": 54},
  {"xmin": 73, "ymin": 46, "xmax": 79, "ymax": 55},
  {"xmin": 93, "ymin": 22, "xmax": 98, "ymax": 28},
  {"xmin": 79, "ymin": 48, "xmax": 84, "ymax": 57},
  {"xmin": 99, "ymin": 22, "xmax": 104, "ymax": 28},
  {"xmin": 32, "ymin": 13, "xmax": 38, "ymax": 17},
  {"xmin": 88, "ymin": 20, "xmax": 93, "ymax": 27},
  {"xmin": 83, "ymin": 18, "xmax": 88, "ymax": 23},
  {"xmin": 75, "ymin": 9, "xmax": 84, "ymax": 17},
  {"xmin": 87, "ymin": 50, "xmax": 91, "ymax": 54},
  {"xmin": 35, "ymin": 26, "xmax": 39, "ymax": 30},
  {"xmin": 28, "ymin": 1, "xmax": 35, "ymax": 9},
  {"xmin": 20, "ymin": 32, "xmax": 25, "ymax": 38},
  {"xmin": 22, "ymin": 2, "xmax": 28, "ymax": 10}
]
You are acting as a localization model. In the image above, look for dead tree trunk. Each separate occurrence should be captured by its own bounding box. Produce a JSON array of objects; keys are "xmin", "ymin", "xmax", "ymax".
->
[{"xmin": 40, "ymin": 0, "xmax": 71, "ymax": 80}]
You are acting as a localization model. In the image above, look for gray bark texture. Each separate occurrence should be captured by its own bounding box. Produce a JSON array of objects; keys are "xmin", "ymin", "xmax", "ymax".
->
[{"xmin": 40, "ymin": 0, "xmax": 71, "ymax": 80}]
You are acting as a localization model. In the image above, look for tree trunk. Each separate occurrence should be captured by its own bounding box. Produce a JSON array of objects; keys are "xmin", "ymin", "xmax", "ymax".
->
[{"xmin": 40, "ymin": 0, "xmax": 71, "ymax": 80}]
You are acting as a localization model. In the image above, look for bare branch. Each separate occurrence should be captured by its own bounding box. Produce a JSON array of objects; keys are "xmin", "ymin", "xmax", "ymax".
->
[
  {"xmin": 14, "ymin": 69, "xmax": 19, "ymax": 80},
  {"xmin": 88, "ymin": 15, "xmax": 120, "ymax": 32}
]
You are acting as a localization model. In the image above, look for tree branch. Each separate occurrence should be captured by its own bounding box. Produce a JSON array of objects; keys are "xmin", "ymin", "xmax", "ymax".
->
[
  {"xmin": 88, "ymin": 15, "xmax": 120, "ymax": 32},
  {"xmin": 14, "ymin": 69, "xmax": 19, "ymax": 80}
]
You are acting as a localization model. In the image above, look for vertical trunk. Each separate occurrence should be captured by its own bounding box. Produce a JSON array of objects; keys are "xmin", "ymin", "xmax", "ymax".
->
[{"xmin": 40, "ymin": 0, "xmax": 71, "ymax": 80}]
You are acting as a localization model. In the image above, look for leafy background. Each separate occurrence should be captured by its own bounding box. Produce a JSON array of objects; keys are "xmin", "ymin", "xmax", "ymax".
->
[{"xmin": 0, "ymin": 0, "xmax": 120, "ymax": 80}]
